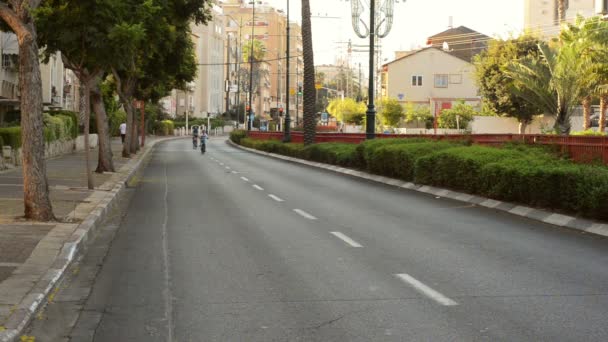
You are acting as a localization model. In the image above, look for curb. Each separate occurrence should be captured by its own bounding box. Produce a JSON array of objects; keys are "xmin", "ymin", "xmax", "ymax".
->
[
  {"xmin": 0, "ymin": 136, "xmax": 183, "ymax": 342},
  {"xmin": 227, "ymin": 139, "xmax": 608, "ymax": 238}
]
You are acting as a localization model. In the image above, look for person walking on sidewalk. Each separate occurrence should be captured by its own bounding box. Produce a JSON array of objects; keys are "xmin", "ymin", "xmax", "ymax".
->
[{"xmin": 119, "ymin": 122, "xmax": 127, "ymax": 143}]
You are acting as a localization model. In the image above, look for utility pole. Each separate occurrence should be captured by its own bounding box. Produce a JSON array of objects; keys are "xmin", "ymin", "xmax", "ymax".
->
[
  {"xmin": 276, "ymin": 52, "xmax": 281, "ymax": 131},
  {"xmin": 225, "ymin": 31, "xmax": 231, "ymax": 118},
  {"xmin": 295, "ymin": 62, "xmax": 299, "ymax": 126},
  {"xmin": 283, "ymin": 0, "xmax": 291, "ymax": 142},
  {"xmin": 236, "ymin": 18, "xmax": 243, "ymax": 129},
  {"xmin": 358, "ymin": 62, "xmax": 362, "ymax": 101},
  {"xmin": 248, "ymin": 0, "xmax": 256, "ymax": 131}
]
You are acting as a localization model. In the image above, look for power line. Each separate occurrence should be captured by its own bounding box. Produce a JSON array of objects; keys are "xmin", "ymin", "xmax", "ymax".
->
[{"xmin": 196, "ymin": 54, "xmax": 303, "ymax": 66}]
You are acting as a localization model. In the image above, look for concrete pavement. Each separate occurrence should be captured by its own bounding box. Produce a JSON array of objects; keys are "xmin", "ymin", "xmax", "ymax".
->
[
  {"xmin": 26, "ymin": 138, "xmax": 608, "ymax": 341},
  {"xmin": 0, "ymin": 136, "xmax": 181, "ymax": 342}
]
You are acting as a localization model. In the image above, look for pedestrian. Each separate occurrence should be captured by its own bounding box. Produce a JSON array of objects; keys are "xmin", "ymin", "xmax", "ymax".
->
[{"xmin": 119, "ymin": 122, "xmax": 127, "ymax": 143}]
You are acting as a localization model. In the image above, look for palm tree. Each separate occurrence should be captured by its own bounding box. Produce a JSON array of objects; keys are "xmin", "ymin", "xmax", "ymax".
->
[
  {"xmin": 556, "ymin": 0, "xmax": 567, "ymax": 24},
  {"xmin": 301, "ymin": 0, "xmax": 316, "ymax": 145},
  {"xmin": 243, "ymin": 39, "xmax": 267, "ymax": 118},
  {"xmin": 506, "ymin": 42, "xmax": 584, "ymax": 134}
]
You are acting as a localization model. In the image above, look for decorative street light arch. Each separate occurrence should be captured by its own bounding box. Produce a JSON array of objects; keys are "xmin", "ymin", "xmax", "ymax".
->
[{"xmin": 349, "ymin": 0, "xmax": 401, "ymax": 139}]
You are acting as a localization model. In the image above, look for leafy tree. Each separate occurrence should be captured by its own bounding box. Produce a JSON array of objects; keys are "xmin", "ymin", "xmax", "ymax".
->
[
  {"xmin": 378, "ymin": 98, "xmax": 403, "ymax": 127},
  {"xmin": 438, "ymin": 102, "xmax": 477, "ymax": 129},
  {"xmin": 0, "ymin": 0, "xmax": 54, "ymax": 220},
  {"xmin": 241, "ymin": 40, "xmax": 268, "ymax": 101},
  {"xmin": 327, "ymin": 98, "xmax": 366, "ymax": 125},
  {"xmin": 506, "ymin": 42, "xmax": 584, "ymax": 134},
  {"xmin": 37, "ymin": 0, "xmax": 117, "ymax": 184},
  {"xmin": 473, "ymin": 33, "xmax": 543, "ymax": 133},
  {"xmin": 404, "ymin": 103, "xmax": 433, "ymax": 129}
]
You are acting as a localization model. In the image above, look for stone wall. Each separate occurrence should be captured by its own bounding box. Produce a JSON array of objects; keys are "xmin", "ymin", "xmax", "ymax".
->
[{"xmin": 1, "ymin": 138, "xmax": 76, "ymax": 170}]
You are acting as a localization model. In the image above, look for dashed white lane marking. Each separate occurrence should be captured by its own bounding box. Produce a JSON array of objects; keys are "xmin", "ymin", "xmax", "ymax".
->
[
  {"xmin": 231, "ymin": 171, "xmax": 239, "ymax": 174},
  {"xmin": 220, "ymin": 163, "xmax": 224, "ymax": 166},
  {"xmin": 253, "ymin": 184, "xmax": 264, "ymax": 191},
  {"xmin": 330, "ymin": 232, "xmax": 363, "ymax": 247},
  {"xmin": 395, "ymin": 274, "xmax": 458, "ymax": 306},
  {"xmin": 241, "ymin": 177, "xmax": 250, "ymax": 182},
  {"xmin": 293, "ymin": 209, "xmax": 317, "ymax": 220},
  {"xmin": 225, "ymin": 166, "xmax": 231, "ymax": 169},
  {"xmin": 268, "ymin": 194, "xmax": 284, "ymax": 202}
]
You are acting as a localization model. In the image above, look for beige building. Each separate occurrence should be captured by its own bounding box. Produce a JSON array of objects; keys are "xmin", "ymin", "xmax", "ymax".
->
[
  {"xmin": 191, "ymin": 7, "xmax": 227, "ymax": 118},
  {"xmin": 381, "ymin": 47, "xmax": 480, "ymax": 117},
  {"xmin": 524, "ymin": 0, "xmax": 596, "ymax": 37}
]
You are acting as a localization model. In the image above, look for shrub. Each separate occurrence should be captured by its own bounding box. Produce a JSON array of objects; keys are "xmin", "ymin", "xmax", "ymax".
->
[
  {"xmin": 48, "ymin": 110, "xmax": 78, "ymax": 139},
  {"xmin": 230, "ymin": 130, "xmax": 248, "ymax": 144},
  {"xmin": 302, "ymin": 143, "xmax": 358, "ymax": 167},
  {"xmin": 0, "ymin": 127, "xmax": 21, "ymax": 149},
  {"xmin": 370, "ymin": 141, "xmax": 459, "ymax": 180},
  {"xmin": 355, "ymin": 138, "xmax": 432, "ymax": 170},
  {"xmin": 109, "ymin": 110, "xmax": 127, "ymax": 136},
  {"xmin": 571, "ymin": 129, "xmax": 606, "ymax": 136},
  {"xmin": 155, "ymin": 120, "xmax": 174, "ymax": 136}
]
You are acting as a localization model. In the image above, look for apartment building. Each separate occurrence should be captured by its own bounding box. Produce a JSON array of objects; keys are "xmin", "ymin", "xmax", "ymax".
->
[
  {"xmin": 191, "ymin": 6, "xmax": 227, "ymax": 118},
  {"xmin": 524, "ymin": 0, "xmax": 595, "ymax": 37}
]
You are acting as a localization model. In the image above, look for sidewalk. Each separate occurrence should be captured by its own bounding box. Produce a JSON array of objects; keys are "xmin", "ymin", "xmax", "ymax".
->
[{"xmin": 0, "ymin": 136, "xmax": 179, "ymax": 341}]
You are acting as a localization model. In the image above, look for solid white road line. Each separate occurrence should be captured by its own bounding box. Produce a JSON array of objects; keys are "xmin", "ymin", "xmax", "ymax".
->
[
  {"xmin": 293, "ymin": 209, "xmax": 317, "ymax": 220},
  {"xmin": 395, "ymin": 273, "xmax": 458, "ymax": 306},
  {"xmin": 330, "ymin": 232, "xmax": 363, "ymax": 247},
  {"xmin": 268, "ymin": 194, "xmax": 284, "ymax": 202},
  {"xmin": 253, "ymin": 184, "xmax": 264, "ymax": 191},
  {"xmin": 240, "ymin": 177, "xmax": 250, "ymax": 182}
]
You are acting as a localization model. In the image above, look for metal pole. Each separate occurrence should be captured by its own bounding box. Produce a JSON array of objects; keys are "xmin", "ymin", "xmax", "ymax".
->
[
  {"xmin": 295, "ymin": 62, "xmax": 299, "ymax": 126},
  {"xmin": 283, "ymin": 2, "xmax": 291, "ymax": 142},
  {"xmin": 248, "ymin": 0, "xmax": 255, "ymax": 131},
  {"xmin": 366, "ymin": 0, "xmax": 376, "ymax": 139},
  {"xmin": 225, "ymin": 31, "xmax": 231, "ymax": 119},
  {"xmin": 236, "ymin": 18, "xmax": 243, "ymax": 129}
]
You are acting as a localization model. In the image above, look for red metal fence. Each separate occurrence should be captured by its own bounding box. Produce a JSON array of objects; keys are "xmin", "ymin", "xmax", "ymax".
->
[{"xmin": 246, "ymin": 131, "xmax": 608, "ymax": 165}]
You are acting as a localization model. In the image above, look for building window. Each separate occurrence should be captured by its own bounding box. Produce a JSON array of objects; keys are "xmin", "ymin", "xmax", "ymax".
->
[
  {"xmin": 2, "ymin": 54, "xmax": 12, "ymax": 69},
  {"xmin": 434, "ymin": 74, "xmax": 448, "ymax": 88},
  {"xmin": 449, "ymin": 74, "xmax": 462, "ymax": 84},
  {"xmin": 411, "ymin": 75, "xmax": 422, "ymax": 87}
]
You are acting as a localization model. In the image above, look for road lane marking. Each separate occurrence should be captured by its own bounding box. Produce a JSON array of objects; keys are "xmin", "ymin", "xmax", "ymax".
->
[
  {"xmin": 268, "ymin": 194, "xmax": 284, "ymax": 202},
  {"xmin": 162, "ymin": 164, "xmax": 175, "ymax": 341},
  {"xmin": 231, "ymin": 171, "xmax": 239, "ymax": 174},
  {"xmin": 253, "ymin": 184, "xmax": 264, "ymax": 191},
  {"xmin": 225, "ymin": 166, "xmax": 231, "ymax": 169},
  {"xmin": 220, "ymin": 163, "xmax": 224, "ymax": 166},
  {"xmin": 293, "ymin": 209, "xmax": 317, "ymax": 220},
  {"xmin": 330, "ymin": 232, "xmax": 363, "ymax": 247},
  {"xmin": 395, "ymin": 274, "xmax": 458, "ymax": 306},
  {"xmin": 241, "ymin": 177, "xmax": 250, "ymax": 182}
]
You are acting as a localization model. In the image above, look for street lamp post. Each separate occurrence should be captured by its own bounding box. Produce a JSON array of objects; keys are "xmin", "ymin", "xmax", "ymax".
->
[
  {"xmin": 349, "ymin": 0, "xmax": 399, "ymax": 139},
  {"xmin": 248, "ymin": 0, "xmax": 256, "ymax": 131},
  {"xmin": 283, "ymin": 0, "xmax": 291, "ymax": 142}
]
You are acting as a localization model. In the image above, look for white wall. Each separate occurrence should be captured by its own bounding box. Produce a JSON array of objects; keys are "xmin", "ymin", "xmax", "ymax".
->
[{"xmin": 471, "ymin": 115, "xmax": 587, "ymax": 134}]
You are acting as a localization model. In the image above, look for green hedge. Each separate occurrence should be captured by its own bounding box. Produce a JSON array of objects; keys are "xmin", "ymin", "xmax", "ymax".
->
[
  {"xmin": 355, "ymin": 138, "xmax": 433, "ymax": 170},
  {"xmin": 302, "ymin": 143, "xmax": 358, "ymax": 167},
  {"xmin": 155, "ymin": 120, "xmax": 174, "ymax": 136},
  {"xmin": 370, "ymin": 141, "xmax": 459, "ymax": 180},
  {"xmin": 48, "ymin": 110, "xmax": 78, "ymax": 139},
  {"xmin": 229, "ymin": 130, "xmax": 248, "ymax": 144},
  {"xmin": 0, "ymin": 127, "xmax": 22, "ymax": 149}
]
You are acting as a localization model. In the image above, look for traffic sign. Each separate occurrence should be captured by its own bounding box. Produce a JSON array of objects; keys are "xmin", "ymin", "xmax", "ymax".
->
[
  {"xmin": 315, "ymin": 83, "xmax": 322, "ymax": 90},
  {"xmin": 290, "ymin": 88, "xmax": 295, "ymax": 95}
]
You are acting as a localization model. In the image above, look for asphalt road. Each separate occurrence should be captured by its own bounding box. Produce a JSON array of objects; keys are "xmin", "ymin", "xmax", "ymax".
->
[{"xmin": 75, "ymin": 137, "xmax": 608, "ymax": 341}]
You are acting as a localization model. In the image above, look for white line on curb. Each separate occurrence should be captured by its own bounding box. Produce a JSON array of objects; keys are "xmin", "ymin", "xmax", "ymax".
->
[
  {"xmin": 268, "ymin": 194, "xmax": 284, "ymax": 202},
  {"xmin": 293, "ymin": 209, "xmax": 317, "ymax": 220},
  {"xmin": 330, "ymin": 232, "xmax": 363, "ymax": 247},
  {"xmin": 253, "ymin": 184, "xmax": 264, "ymax": 191},
  {"xmin": 395, "ymin": 273, "xmax": 458, "ymax": 306},
  {"xmin": 241, "ymin": 177, "xmax": 249, "ymax": 182}
]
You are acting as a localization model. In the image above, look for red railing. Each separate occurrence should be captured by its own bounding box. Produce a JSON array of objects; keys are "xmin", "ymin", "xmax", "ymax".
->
[{"xmin": 246, "ymin": 132, "xmax": 608, "ymax": 165}]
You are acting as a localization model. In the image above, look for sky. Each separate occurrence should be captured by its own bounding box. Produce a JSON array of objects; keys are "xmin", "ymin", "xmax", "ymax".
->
[{"xmin": 262, "ymin": 0, "xmax": 525, "ymax": 67}]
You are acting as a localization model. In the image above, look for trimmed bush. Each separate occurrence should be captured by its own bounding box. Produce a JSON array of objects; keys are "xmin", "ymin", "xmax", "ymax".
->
[
  {"xmin": 370, "ymin": 141, "xmax": 459, "ymax": 180},
  {"xmin": 0, "ymin": 127, "xmax": 21, "ymax": 149},
  {"xmin": 355, "ymin": 138, "xmax": 431, "ymax": 169},
  {"xmin": 229, "ymin": 130, "xmax": 248, "ymax": 144},
  {"xmin": 302, "ymin": 143, "xmax": 358, "ymax": 167},
  {"xmin": 48, "ymin": 110, "xmax": 79, "ymax": 139},
  {"xmin": 155, "ymin": 120, "xmax": 175, "ymax": 136}
]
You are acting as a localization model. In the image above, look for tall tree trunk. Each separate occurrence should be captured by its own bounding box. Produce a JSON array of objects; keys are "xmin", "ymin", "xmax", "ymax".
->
[
  {"xmin": 130, "ymin": 106, "xmax": 138, "ymax": 154},
  {"xmin": 582, "ymin": 96, "xmax": 591, "ymax": 131},
  {"xmin": 91, "ymin": 77, "xmax": 115, "ymax": 173},
  {"xmin": 78, "ymin": 80, "xmax": 86, "ymax": 131},
  {"xmin": 557, "ymin": 0, "xmax": 566, "ymax": 24},
  {"xmin": 301, "ymin": 0, "xmax": 316, "ymax": 145},
  {"xmin": 82, "ymin": 81, "xmax": 94, "ymax": 190},
  {"xmin": 17, "ymin": 27, "xmax": 55, "ymax": 220},
  {"xmin": 600, "ymin": 95, "xmax": 607, "ymax": 134},
  {"xmin": 518, "ymin": 120, "xmax": 529, "ymax": 134},
  {"xmin": 123, "ymin": 101, "xmax": 133, "ymax": 158}
]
